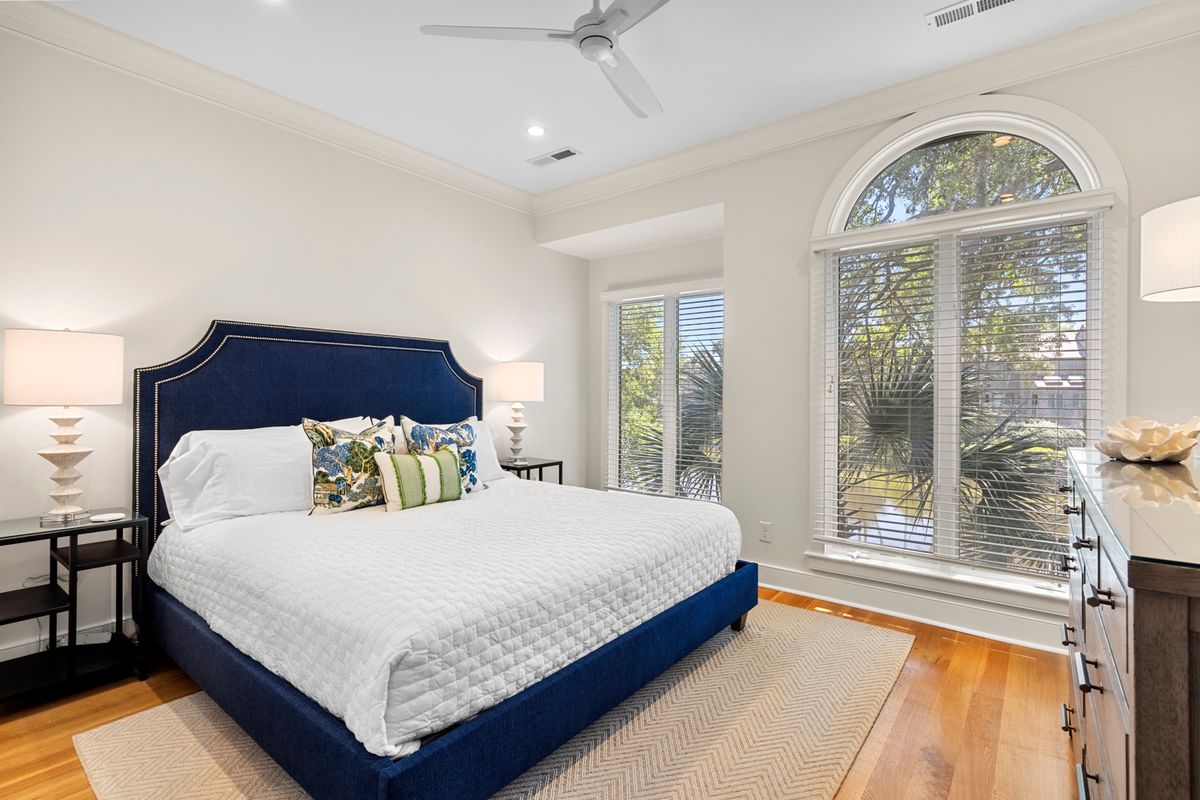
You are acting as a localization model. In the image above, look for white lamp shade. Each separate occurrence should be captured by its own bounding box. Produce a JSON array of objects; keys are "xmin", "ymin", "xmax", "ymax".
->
[
  {"xmin": 1141, "ymin": 196, "xmax": 1200, "ymax": 302},
  {"xmin": 3, "ymin": 329, "xmax": 125, "ymax": 406},
  {"xmin": 495, "ymin": 361, "xmax": 544, "ymax": 402}
]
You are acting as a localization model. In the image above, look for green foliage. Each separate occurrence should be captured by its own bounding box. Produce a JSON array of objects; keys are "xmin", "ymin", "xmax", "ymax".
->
[
  {"xmin": 677, "ymin": 343, "xmax": 723, "ymax": 501},
  {"xmin": 847, "ymin": 131, "xmax": 1079, "ymax": 229},
  {"xmin": 623, "ymin": 340, "xmax": 723, "ymax": 501},
  {"xmin": 617, "ymin": 301, "xmax": 665, "ymax": 492},
  {"xmin": 836, "ymin": 219, "xmax": 1088, "ymax": 575},
  {"xmin": 616, "ymin": 295, "xmax": 724, "ymax": 501},
  {"xmin": 837, "ymin": 337, "xmax": 1077, "ymax": 573}
]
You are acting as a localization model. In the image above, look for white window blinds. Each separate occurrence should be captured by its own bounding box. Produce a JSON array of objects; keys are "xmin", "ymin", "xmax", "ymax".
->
[
  {"xmin": 816, "ymin": 214, "xmax": 1103, "ymax": 577},
  {"xmin": 607, "ymin": 291, "xmax": 724, "ymax": 501}
]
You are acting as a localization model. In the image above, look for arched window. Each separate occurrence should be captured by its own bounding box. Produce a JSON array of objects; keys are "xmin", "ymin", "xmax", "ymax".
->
[
  {"xmin": 811, "ymin": 107, "xmax": 1118, "ymax": 587},
  {"xmin": 846, "ymin": 131, "xmax": 1080, "ymax": 229}
]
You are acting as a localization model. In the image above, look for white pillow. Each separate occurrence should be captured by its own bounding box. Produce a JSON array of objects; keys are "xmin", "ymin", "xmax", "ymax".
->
[
  {"xmin": 158, "ymin": 416, "xmax": 373, "ymax": 530},
  {"xmin": 470, "ymin": 419, "xmax": 506, "ymax": 483}
]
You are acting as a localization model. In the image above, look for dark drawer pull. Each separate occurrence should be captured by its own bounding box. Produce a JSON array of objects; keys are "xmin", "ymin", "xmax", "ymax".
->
[
  {"xmin": 1076, "ymin": 762, "xmax": 1098, "ymax": 800},
  {"xmin": 1060, "ymin": 553, "xmax": 1077, "ymax": 573},
  {"xmin": 1061, "ymin": 623, "xmax": 1077, "ymax": 647},
  {"xmin": 1060, "ymin": 702, "xmax": 1076, "ymax": 734},
  {"xmin": 1084, "ymin": 583, "xmax": 1115, "ymax": 609},
  {"xmin": 1074, "ymin": 651, "xmax": 1103, "ymax": 694},
  {"xmin": 1064, "ymin": 504, "xmax": 1081, "ymax": 516}
]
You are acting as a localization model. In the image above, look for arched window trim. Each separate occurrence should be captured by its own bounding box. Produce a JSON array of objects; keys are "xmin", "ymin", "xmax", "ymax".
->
[
  {"xmin": 825, "ymin": 110, "xmax": 1104, "ymax": 236},
  {"xmin": 805, "ymin": 94, "xmax": 1131, "ymax": 601}
]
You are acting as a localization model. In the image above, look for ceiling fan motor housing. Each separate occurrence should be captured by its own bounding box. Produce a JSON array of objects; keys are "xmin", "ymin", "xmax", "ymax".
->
[{"xmin": 579, "ymin": 34, "xmax": 614, "ymax": 62}]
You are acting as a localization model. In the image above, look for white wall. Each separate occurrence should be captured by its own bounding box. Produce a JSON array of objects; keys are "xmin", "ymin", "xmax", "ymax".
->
[
  {"xmin": 0, "ymin": 30, "xmax": 587, "ymax": 657},
  {"xmin": 556, "ymin": 33, "xmax": 1200, "ymax": 647},
  {"xmin": 586, "ymin": 237, "xmax": 724, "ymax": 487}
]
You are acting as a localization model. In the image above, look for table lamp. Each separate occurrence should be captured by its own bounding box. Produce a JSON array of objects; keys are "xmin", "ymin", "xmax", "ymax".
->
[
  {"xmin": 1141, "ymin": 196, "xmax": 1200, "ymax": 301},
  {"xmin": 3, "ymin": 329, "xmax": 125, "ymax": 524},
  {"xmin": 495, "ymin": 361, "xmax": 544, "ymax": 465}
]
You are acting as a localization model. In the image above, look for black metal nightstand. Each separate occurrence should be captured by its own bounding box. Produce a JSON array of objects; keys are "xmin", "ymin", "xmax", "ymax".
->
[
  {"xmin": 0, "ymin": 509, "xmax": 148, "ymax": 706},
  {"xmin": 499, "ymin": 457, "xmax": 564, "ymax": 484}
]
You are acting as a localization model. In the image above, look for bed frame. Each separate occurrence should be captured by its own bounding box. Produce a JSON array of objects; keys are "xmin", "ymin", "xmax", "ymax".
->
[{"xmin": 133, "ymin": 320, "xmax": 758, "ymax": 800}]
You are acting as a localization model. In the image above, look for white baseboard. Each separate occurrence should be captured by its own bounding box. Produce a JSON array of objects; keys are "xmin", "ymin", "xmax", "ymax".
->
[
  {"xmin": 0, "ymin": 616, "xmax": 129, "ymax": 662},
  {"xmin": 755, "ymin": 562, "xmax": 1066, "ymax": 653}
]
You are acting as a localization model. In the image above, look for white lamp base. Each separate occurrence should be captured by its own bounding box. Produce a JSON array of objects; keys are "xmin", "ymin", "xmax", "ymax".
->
[
  {"xmin": 506, "ymin": 402, "xmax": 528, "ymax": 465},
  {"xmin": 37, "ymin": 407, "xmax": 92, "ymax": 525}
]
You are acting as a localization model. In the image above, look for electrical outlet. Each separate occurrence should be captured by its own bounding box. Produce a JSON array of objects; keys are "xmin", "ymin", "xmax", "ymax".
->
[{"xmin": 758, "ymin": 521, "xmax": 773, "ymax": 543}]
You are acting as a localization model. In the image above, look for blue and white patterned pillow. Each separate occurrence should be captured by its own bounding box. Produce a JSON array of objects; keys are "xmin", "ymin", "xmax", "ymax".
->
[
  {"xmin": 302, "ymin": 418, "xmax": 394, "ymax": 513},
  {"xmin": 401, "ymin": 417, "xmax": 479, "ymax": 494}
]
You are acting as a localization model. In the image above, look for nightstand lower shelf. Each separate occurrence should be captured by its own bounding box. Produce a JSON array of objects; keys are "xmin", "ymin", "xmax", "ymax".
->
[
  {"xmin": 0, "ymin": 633, "xmax": 138, "ymax": 703},
  {"xmin": 0, "ymin": 584, "xmax": 70, "ymax": 626}
]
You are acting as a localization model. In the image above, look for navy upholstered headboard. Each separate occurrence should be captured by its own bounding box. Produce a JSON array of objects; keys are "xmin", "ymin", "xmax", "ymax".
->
[{"xmin": 132, "ymin": 320, "xmax": 482, "ymax": 544}]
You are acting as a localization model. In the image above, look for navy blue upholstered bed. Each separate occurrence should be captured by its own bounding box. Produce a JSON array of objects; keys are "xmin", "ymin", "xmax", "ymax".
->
[{"xmin": 132, "ymin": 320, "xmax": 758, "ymax": 800}]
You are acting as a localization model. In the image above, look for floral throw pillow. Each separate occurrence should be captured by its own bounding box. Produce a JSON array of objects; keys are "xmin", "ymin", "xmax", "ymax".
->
[
  {"xmin": 302, "ymin": 418, "xmax": 394, "ymax": 513},
  {"xmin": 401, "ymin": 416, "xmax": 479, "ymax": 494}
]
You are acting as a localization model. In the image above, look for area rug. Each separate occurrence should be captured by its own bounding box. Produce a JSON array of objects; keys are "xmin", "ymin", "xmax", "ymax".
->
[{"xmin": 74, "ymin": 602, "xmax": 913, "ymax": 800}]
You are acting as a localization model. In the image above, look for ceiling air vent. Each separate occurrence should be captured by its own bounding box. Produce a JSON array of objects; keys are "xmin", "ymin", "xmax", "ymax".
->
[
  {"xmin": 926, "ymin": 0, "xmax": 1018, "ymax": 29},
  {"xmin": 527, "ymin": 147, "xmax": 581, "ymax": 167}
]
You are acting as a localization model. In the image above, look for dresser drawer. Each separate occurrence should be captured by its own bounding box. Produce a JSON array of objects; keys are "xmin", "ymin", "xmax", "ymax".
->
[
  {"xmin": 1080, "ymin": 704, "xmax": 1117, "ymax": 800},
  {"xmin": 1069, "ymin": 498, "xmax": 1100, "ymax": 601},
  {"xmin": 1068, "ymin": 535, "xmax": 1096, "ymax": 655},
  {"xmin": 1063, "ymin": 646, "xmax": 1084, "ymax": 764},
  {"xmin": 1076, "ymin": 606, "xmax": 1129, "ymax": 800},
  {"xmin": 1094, "ymin": 544, "xmax": 1129, "ymax": 681}
]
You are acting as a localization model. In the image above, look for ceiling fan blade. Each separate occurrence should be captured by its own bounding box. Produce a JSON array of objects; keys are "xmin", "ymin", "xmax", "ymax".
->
[
  {"xmin": 420, "ymin": 25, "xmax": 574, "ymax": 43},
  {"xmin": 601, "ymin": 0, "xmax": 673, "ymax": 34},
  {"xmin": 598, "ymin": 46, "xmax": 663, "ymax": 118}
]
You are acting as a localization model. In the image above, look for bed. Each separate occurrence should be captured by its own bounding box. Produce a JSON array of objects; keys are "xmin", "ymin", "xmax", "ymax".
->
[{"xmin": 133, "ymin": 320, "xmax": 758, "ymax": 800}]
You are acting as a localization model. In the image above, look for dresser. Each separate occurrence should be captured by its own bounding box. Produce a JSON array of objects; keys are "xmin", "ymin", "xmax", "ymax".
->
[{"xmin": 1065, "ymin": 448, "xmax": 1200, "ymax": 800}]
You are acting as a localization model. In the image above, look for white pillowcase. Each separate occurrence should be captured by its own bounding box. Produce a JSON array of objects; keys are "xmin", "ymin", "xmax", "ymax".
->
[
  {"xmin": 470, "ymin": 419, "xmax": 506, "ymax": 483},
  {"xmin": 158, "ymin": 416, "xmax": 373, "ymax": 530}
]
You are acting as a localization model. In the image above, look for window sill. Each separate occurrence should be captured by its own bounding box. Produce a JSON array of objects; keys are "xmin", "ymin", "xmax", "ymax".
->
[{"xmin": 805, "ymin": 547, "xmax": 1067, "ymax": 615}]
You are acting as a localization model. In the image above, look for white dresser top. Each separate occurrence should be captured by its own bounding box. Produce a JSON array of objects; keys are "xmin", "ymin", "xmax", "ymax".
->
[{"xmin": 1069, "ymin": 447, "xmax": 1200, "ymax": 568}]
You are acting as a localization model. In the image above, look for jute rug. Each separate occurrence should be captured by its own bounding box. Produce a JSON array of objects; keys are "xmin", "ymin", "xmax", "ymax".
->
[{"xmin": 74, "ymin": 602, "xmax": 913, "ymax": 800}]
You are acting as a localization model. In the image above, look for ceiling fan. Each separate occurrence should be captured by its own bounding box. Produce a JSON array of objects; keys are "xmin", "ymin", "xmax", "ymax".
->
[{"xmin": 420, "ymin": 0, "xmax": 673, "ymax": 118}]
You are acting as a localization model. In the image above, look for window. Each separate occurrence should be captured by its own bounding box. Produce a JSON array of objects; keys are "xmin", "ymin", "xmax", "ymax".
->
[
  {"xmin": 606, "ymin": 290, "xmax": 723, "ymax": 501},
  {"xmin": 815, "ymin": 129, "xmax": 1107, "ymax": 580},
  {"xmin": 847, "ymin": 131, "xmax": 1080, "ymax": 229}
]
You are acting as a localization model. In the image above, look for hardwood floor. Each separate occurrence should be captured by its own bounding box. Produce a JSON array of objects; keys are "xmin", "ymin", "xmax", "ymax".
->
[
  {"xmin": 0, "ymin": 589, "xmax": 1072, "ymax": 800},
  {"xmin": 756, "ymin": 589, "xmax": 1075, "ymax": 799}
]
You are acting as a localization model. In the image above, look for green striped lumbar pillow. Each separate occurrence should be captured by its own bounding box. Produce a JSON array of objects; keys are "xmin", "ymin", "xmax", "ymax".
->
[{"xmin": 373, "ymin": 449, "xmax": 463, "ymax": 511}]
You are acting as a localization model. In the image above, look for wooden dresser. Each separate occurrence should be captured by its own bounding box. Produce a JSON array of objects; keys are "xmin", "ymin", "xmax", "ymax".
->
[{"xmin": 1065, "ymin": 448, "xmax": 1200, "ymax": 800}]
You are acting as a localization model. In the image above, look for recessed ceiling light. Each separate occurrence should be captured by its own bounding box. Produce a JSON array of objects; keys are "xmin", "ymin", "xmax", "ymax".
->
[
  {"xmin": 526, "ymin": 125, "xmax": 546, "ymax": 137},
  {"xmin": 992, "ymin": 134, "xmax": 1014, "ymax": 147}
]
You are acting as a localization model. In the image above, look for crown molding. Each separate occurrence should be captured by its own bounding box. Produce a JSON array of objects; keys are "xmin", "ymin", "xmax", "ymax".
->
[
  {"xmin": 0, "ymin": 4, "xmax": 535, "ymax": 215},
  {"xmin": 5, "ymin": 2, "xmax": 1197, "ymax": 221},
  {"xmin": 530, "ymin": 0, "xmax": 1200, "ymax": 216}
]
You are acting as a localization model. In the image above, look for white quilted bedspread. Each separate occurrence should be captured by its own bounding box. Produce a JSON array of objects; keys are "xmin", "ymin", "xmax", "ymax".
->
[{"xmin": 148, "ymin": 478, "xmax": 741, "ymax": 757}]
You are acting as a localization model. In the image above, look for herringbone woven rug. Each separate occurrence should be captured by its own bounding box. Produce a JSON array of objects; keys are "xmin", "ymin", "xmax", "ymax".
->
[{"xmin": 75, "ymin": 602, "xmax": 913, "ymax": 799}]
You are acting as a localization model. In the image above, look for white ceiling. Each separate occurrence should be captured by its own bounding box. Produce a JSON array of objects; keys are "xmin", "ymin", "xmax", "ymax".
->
[{"xmin": 55, "ymin": 0, "xmax": 1164, "ymax": 194}]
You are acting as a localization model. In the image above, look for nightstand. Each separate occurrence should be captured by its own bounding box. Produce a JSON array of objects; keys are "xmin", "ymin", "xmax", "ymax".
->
[
  {"xmin": 499, "ymin": 457, "xmax": 563, "ymax": 484},
  {"xmin": 0, "ymin": 509, "xmax": 148, "ymax": 706}
]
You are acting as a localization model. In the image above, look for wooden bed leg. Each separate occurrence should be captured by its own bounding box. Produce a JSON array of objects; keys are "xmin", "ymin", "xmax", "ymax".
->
[{"xmin": 731, "ymin": 613, "xmax": 748, "ymax": 632}]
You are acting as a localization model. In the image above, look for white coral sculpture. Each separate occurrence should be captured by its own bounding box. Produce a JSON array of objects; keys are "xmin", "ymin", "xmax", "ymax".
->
[{"xmin": 1097, "ymin": 416, "xmax": 1200, "ymax": 463}]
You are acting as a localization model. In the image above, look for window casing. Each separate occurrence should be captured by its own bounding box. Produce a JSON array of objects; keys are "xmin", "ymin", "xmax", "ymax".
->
[
  {"xmin": 813, "ymin": 130, "xmax": 1109, "ymax": 583},
  {"xmin": 606, "ymin": 289, "xmax": 723, "ymax": 501}
]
